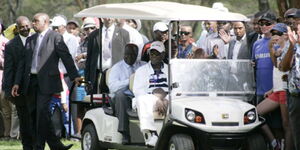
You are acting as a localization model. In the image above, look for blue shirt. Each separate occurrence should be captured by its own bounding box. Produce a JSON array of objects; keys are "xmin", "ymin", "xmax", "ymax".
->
[
  {"xmin": 252, "ymin": 37, "xmax": 274, "ymax": 95},
  {"xmin": 177, "ymin": 44, "xmax": 193, "ymax": 58}
]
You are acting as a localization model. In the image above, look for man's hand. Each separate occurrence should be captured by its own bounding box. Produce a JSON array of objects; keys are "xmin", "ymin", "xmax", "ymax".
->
[
  {"xmin": 219, "ymin": 29, "xmax": 231, "ymax": 44},
  {"xmin": 154, "ymin": 98, "xmax": 168, "ymax": 116},
  {"xmin": 62, "ymin": 103, "xmax": 68, "ymax": 112},
  {"xmin": 74, "ymin": 77, "xmax": 83, "ymax": 85},
  {"xmin": 287, "ymin": 26, "xmax": 297, "ymax": 46},
  {"xmin": 11, "ymin": 85, "xmax": 20, "ymax": 97},
  {"xmin": 213, "ymin": 44, "xmax": 219, "ymax": 57}
]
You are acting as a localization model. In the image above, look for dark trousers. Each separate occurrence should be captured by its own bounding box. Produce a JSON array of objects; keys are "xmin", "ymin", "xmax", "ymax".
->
[
  {"xmin": 112, "ymin": 88, "xmax": 131, "ymax": 135},
  {"xmin": 288, "ymin": 95, "xmax": 300, "ymax": 150},
  {"xmin": 27, "ymin": 75, "xmax": 65, "ymax": 150},
  {"xmin": 11, "ymin": 95, "xmax": 34, "ymax": 150}
]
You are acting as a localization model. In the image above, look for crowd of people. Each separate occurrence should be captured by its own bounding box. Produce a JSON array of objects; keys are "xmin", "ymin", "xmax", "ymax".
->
[{"xmin": 0, "ymin": 2, "xmax": 299, "ymax": 150}]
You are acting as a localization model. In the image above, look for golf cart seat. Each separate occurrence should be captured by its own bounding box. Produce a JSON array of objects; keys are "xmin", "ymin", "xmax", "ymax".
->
[{"xmin": 127, "ymin": 73, "xmax": 165, "ymax": 120}]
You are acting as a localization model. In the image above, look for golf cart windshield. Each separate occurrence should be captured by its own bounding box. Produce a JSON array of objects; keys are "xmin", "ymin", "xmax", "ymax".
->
[{"xmin": 171, "ymin": 59, "xmax": 255, "ymax": 96}]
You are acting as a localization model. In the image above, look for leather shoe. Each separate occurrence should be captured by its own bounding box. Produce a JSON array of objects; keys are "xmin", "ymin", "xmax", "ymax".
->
[
  {"xmin": 61, "ymin": 144, "xmax": 73, "ymax": 150},
  {"xmin": 122, "ymin": 134, "xmax": 131, "ymax": 145}
]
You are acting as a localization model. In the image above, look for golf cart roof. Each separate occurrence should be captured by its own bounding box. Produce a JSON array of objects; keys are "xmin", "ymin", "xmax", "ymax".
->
[{"xmin": 74, "ymin": 1, "xmax": 248, "ymax": 21}]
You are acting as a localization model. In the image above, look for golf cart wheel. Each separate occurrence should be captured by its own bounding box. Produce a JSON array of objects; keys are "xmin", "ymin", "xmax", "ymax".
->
[
  {"xmin": 81, "ymin": 124, "xmax": 107, "ymax": 150},
  {"xmin": 244, "ymin": 133, "xmax": 267, "ymax": 150},
  {"xmin": 168, "ymin": 134, "xmax": 195, "ymax": 150}
]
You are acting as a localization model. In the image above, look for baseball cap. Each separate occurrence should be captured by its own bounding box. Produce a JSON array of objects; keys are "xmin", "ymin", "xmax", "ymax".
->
[
  {"xmin": 153, "ymin": 22, "xmax": 168, "ymax": 32},
  {"xmin": 51, "ymin": 16, "xmax": 67, "ymax": 27},
  {"xmin": 81, "ymin": 17, "xmax": 96, "ymax": 29},
  {"xmin": 149, "ymin": 41, "xmax": 165, "ymax": 53},
  {"xmin": 284, "ymin": 8, "xmax": 298, "ymax": 18},
  {"xmin": 271, "ymin": 23, "xmax": 287, "ymax": 33},
  {"xmin": 294, "ymin": 9, "xmax": 300, "ymax": 18},
  {"xmin": 259, "ymin": 12, "xmax": 277, "ymax": 22},
  {"xmin": 67, "ymin": 20, "xmax": 79, "ymax": 28}
]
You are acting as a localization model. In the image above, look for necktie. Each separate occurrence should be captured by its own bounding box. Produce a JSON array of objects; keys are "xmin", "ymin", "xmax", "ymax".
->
[
  {"xmin": 32, "ymin": 34, "xmax": 43, "ymax": 72},
  {"xmin": 103, "ymin": 29, "xmax": 111, "ymax": 60}
]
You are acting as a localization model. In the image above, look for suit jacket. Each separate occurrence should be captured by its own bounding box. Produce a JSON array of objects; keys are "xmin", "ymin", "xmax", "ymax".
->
[
  {"xmin": 247, "ymin": 31, "xmax": 259, "ymax": 57},
  {"xmin": 85, "ymin": 26, "xmax": 130, "ymax": 87},
  {"xmin": 15, "ymin": 30, "xmax": 79, "ymax": 95},
  {"xmin": 2, "ymin": 35, "xmax": 24, "ymax": 96},
  {"xmin": 228, "ymin": 36, "xmax": 250, "ymax": 59}
]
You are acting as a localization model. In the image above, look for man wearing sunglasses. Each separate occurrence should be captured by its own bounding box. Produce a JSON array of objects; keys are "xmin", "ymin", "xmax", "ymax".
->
[
  {"xmin": 141, "ymin": 22, "xmax": 168, "ymax": 62},
  {"xmin": 177, "ymin": 25, "xmax": 195, "ymax": 58},
  {"xmin": 252, "ymin": 12, "xmax": 277, "ymax": 105},
  {"xmin": 280, "ymin": 9, "xmax": 300, "ymax": 150}
]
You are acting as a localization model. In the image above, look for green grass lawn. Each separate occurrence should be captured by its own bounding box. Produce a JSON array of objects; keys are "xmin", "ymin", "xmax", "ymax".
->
[{"xmin": 0, "ymin": 139, "xmax": 81, "ymax": 150}]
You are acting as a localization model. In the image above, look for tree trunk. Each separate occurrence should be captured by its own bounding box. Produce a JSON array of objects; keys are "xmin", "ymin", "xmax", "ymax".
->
[
  {"xmin": 75, "ymin": 0, "xmax": 84, "ymax": 10},
  {"xmin": 277, "ymin": 0, "xmax": 288, "ymax": 18},
  {"xmin": 258, "ymin": 0, "xmax": 270, "ymax": 12},
  {"xmin": 290, "ymin": 0, "xmax": 300, "ymax": 8}
]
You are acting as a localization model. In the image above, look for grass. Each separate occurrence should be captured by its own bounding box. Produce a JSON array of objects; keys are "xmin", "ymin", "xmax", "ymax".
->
[{"xmin": 0, "ymin": 139, "xmax": 81, "ymax": 150}]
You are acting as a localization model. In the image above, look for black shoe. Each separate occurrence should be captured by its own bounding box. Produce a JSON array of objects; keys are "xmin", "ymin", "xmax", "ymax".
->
[
  {"xmin": 122, "ymin": 134, "xmax": 131, "ymax": 145},
  {"xmin": 61, "ymin": 144, "xmax": 73, "ymax": 150}
]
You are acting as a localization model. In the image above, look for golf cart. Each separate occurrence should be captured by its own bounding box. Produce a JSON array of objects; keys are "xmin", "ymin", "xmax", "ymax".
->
[{"xmin": 73, "ymin": 1, "xmax": 266, "ymax": 150}]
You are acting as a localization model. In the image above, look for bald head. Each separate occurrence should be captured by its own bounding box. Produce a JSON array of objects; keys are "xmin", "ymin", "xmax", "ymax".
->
[
  {"xmin": 16, "ymin": 16, "xmax": 31, "ymax": 37},
  {"xmin": 32, "ymin": 13, "xmax": 50, "ymax": 33}
]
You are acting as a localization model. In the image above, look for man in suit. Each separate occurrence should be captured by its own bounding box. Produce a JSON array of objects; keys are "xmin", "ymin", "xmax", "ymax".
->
[
  {"xmin": 228, "ymin": 22, "xmax": 250, "ymax": 59},
  {"xmin": 3, "ymin": 16, "xmax": 33, "ymax": 149},
  {"xmin": 85, "ymin": 18, "xmax": 130, "ymax": 93},
  {"xmin": 11, "ymin": 13, "xmax": 81, "ymax": 150}
]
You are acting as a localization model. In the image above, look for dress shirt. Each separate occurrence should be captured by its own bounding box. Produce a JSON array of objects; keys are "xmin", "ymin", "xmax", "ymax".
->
[
  {"xmin": 31, "ymin": 28, "xmax": 49, "ymax": 74},
  {"xmin": 108, "ymin": 60, "xmax": 146, "ymax": 94},
  {"xmin": 58, "ymin": 32, "xmax": 79, "ymax": 73},
  {"xmin": 232, "ymin": 34, "xmax": 246, "ymax": 60},
  {"xmin": 98, "ymin": 25, "xmax": 115, "ymax": 70},
  {"xmin": 19, "ymin": 34, "xmax": 28, "ymax": 46},
  {"xmin": 123, "ymin": 24, "xmax": 144, "ymax": 61}
]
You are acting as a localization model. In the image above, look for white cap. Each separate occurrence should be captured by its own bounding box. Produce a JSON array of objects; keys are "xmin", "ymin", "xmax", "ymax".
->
[
  {"xmin": 51, "ymin": 16, "xmax": 67, "ymax": 26},
  {"xmin": 81, "ymin": 17, "xmax": 96, "ymax": 29},
  {"xmin": 149, "ymin": 41, "xmax": 165, "ymax": 53},
  {"xmin": 212, "ymin": 2, "xmax": 228, "ymax": 12},
  {"xmin": 153, "ymin": 22, "xmax": 168, "ymax": 32}
]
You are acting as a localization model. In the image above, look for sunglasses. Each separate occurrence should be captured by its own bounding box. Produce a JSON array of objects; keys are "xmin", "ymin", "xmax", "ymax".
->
[
  {"xmin": 180, "ymin": 31, "xmax": 190, "ymax": 36},
  {"xmin": 84, "ymin": 27, "xmax": 96, "ymax": 31},
  {"xmin": 271, "ymin": 31, "xmax": 284, "ymax": 36},
  {"xmin": 259, "ymin": 22, "xmax": 272, "ymax": 26}
]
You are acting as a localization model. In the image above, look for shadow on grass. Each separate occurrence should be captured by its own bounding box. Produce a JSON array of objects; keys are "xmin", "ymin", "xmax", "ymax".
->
[{"xmin": 0, "ymin": 139, "xmax": 81, "ymax": 150}]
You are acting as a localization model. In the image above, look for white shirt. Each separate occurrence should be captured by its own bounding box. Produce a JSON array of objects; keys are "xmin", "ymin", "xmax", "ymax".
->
[
  {"xmin": 58, "ymin": 31, "xmax": 79, "ymax": 73},
  {"xmin": 108, "ymin": 60, "xmax": 146, "ymax": 94},
  {"xmin": 123, "ymin": 24, "xmax": 144, "ymax": 61},
  {"xmin": 232, "ymin": 35, "xmax": 246, "ymax": 60},
  {"xmin": 31, "ymin": 28, "xmax": 49, "ymax": 74},
  {"xmin": 98, "ymin": 24, "xmax": 115, "ymax": 70},
  {"xmin": 19, "ymin": 35, "xmax": 28, "ymax": 46},
  {"xmin": 133, "ymin": 62, "xmax": 168, "ymax": 97}
]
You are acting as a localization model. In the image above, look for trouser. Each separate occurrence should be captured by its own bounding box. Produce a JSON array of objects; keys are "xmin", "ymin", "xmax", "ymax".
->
[
  {"xmin": 0, "ymin": 95, "xmax": 19, "ymax": 138},
  {"xmin": 111, "ymin": 88, "xmax": 131, "ymax": 134},
  {"xmin": 288, "ymin": 95, "xmax": 300, "ymax": 150},
  {"xmin": 12, "ymin": 95, "xmax": 34, "ymax": 150},
  {"xmin": 27, "ymin": 75, "xmax": 65, "ymax": 150},
  {"xmin": 136, "ymin": 94, "xmax": 158, "ymax": 132}
]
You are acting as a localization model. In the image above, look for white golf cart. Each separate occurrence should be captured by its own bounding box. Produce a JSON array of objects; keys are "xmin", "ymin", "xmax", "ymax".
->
[{"xmin": 73, "ymin": 1, "xmax": 266, "ymax": 150}]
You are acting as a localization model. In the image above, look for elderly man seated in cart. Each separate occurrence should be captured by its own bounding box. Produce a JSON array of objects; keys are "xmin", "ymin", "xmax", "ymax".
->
[{"xmin": 133, "ymin": 41, "xmax": 169, "ymax": 147}]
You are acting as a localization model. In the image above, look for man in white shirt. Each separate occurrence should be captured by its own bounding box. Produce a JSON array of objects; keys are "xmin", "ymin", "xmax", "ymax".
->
[
  {"xmin": 108, "ymin": 43, "xmax": 145, "ymax": 144},
  {"xmin": 116, "ymin": 19, "xmax": 144, "ymax": 61},
  {"xmin": 133, "ymin": 41, "xmax": 168, "ymax": 147}
]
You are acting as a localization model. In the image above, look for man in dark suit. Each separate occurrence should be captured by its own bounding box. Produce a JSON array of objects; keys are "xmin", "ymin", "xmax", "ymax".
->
[
  {"xmin": 11, "ymin": 13, "xmax": 81, "ymax": 150},
  {"xmin": 228, "ymin": 22, "xmax": 250, "ymax": 59},
  {"xmin": 3, "ymin": 16, "xmax": 33, "ymax": 150},
  {"xmin": 85, "ymin": 18, "xmax": 130, "ymax": 93}
]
